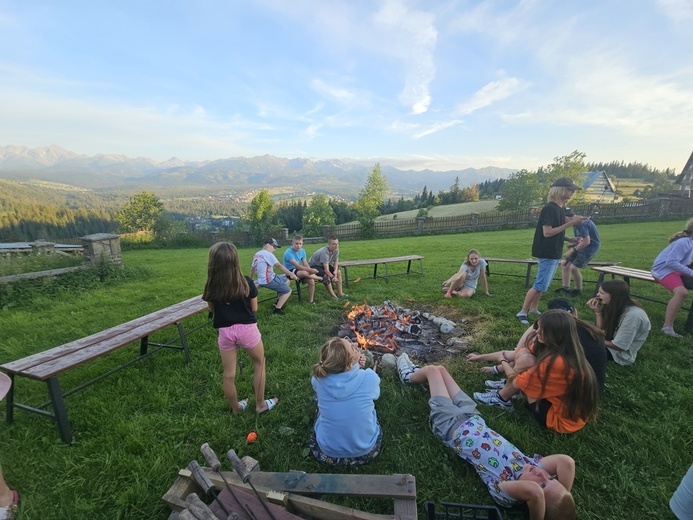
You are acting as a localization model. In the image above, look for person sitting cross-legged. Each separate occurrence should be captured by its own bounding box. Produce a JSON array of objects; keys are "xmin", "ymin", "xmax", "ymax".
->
[{"xmin": 397, "ymin": 355, "xmax": 577, "ymax": 520}]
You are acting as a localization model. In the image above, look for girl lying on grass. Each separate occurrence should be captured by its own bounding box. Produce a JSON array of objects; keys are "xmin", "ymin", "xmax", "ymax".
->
[
  {"xmin": 397, "ymin": 356, "xmax": 576, "ymax": 520},
  {"xmin": 309, "ymin": 337, "xmax": 382, "ymax": 466}
]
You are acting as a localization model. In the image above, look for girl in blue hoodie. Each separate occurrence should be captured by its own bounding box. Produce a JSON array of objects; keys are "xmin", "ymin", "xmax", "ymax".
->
[{"xmin": 309, "ymin": 337, "xmax": 382, "ymax": 466}]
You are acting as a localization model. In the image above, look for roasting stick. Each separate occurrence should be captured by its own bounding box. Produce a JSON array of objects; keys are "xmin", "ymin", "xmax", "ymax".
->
[
  {"xmin": 201, "ymin": 443, "xmax": 258, "ymax": 520},
  {"xmin": 227, "ymin": 449, "xmax": 278, "ymax": 520},
  {"xmin": 187, "ymin": 460, "xmax": 231, "ymax": 517}
]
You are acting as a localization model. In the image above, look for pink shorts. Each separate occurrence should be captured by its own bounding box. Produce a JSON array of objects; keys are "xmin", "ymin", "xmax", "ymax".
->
[
  {"xmin": 218, "ymin": 323, "xmax": 262, "ymax": 351},
  {"xmin": 657, "ymin": 272, "xmax": 685, "ymax": 291}
]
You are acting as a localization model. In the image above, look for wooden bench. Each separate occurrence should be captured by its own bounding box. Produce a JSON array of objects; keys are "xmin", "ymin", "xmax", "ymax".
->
[
  {"xmin": 591, "ymin": 265, "xmax": 693, "ymax": 331},
  {"xmin": 485, "ymin": 257, "xmax": 620, "ymax": 288},
  {"xmin": 339, "ymin": 255, "xmax": 425, "ymax": 288},
  {"xmin": 0, "ymin": 295, "xmax": 210, "ymax": 443}
]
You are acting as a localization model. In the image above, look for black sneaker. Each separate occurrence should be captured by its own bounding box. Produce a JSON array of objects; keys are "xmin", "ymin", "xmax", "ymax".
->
[
  {"xmin": 554, "ymin": 287, "xmax": 569, "ymax": 294},
  {"xmin": 568, "ymin": 289, "xmax": 582, "ymax": 296},
  {"xmin": 273, "ymin": 307, "xmax": 285, "ymax": 315}
]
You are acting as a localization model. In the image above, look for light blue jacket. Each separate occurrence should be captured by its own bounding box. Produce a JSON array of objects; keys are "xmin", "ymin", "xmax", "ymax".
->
[{"xmin": 311, "ymin": 365, "xmax": 380, "ymax": 458}]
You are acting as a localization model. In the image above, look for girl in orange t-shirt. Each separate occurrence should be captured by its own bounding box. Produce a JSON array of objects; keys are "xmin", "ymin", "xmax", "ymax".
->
[{"xmin": 494, "ymin": 310, "xmax": 599, "ymax": 433}]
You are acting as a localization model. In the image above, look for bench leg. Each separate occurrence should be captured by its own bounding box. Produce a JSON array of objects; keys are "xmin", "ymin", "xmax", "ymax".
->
[
  {"xmin": 406, "ymin": 260, "xmax": 412, "ymax": 274},
  {"xmin": 372, "ymin": 264, "xmax": 378, "ymax": 280},
  {"xmin": 384, "ymin": 263, "xmax": 389, "ymax": 283},
  {"xmin": 592, "ymin": 273, "xmax": 606, "ymax": 297},
  {"xmin": 140, "ymin": 335, "xmax": 149, "ymax": 356},
  {"xmin": 176, "ymin": 323, "xmax": 191, "ymax": 363},
  {"xmin": 5, "ymin": 374, "xmax": 14, "ymax": 424},
  {"xmin": 525, "ymin": 264, "xmax": 533, "ymax": 288},
  {"xmin": 686, "ymin": 306, "xmax": 693, "ymax": 332},
  {"xmin": 343, "ymin": 267, "xmax": 350, "ymax": 288},
  {"xmin": 295, "ymin": 280, "xmax": 302, "ymax": 303},
  {"xmin": 47, "ymin": 377, "xmax": 72, "ymax": 443}
]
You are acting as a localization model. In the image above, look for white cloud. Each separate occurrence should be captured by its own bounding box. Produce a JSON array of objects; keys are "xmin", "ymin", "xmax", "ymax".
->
[
  {"xmin": 455, "ymin": 77, "xmax": 521, "ymax": 116},
  {"xmin": 373, "ymin": 0, "xmax": 437, "ymax": 114},
  {"xmin": 656, "ymin": 0, "xmax": 693, "ymax": 22},
  {"xmin": 310, "ymin": 78, "xmax": 357, "ymax": 105}
]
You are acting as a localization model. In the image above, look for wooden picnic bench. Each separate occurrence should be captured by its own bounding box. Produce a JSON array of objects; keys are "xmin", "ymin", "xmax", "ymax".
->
[
  {"xmin": 0, "ymin": 295, "xmax": 210, "ymax": 443},
  {"xmin": 591, "ymin": 265, "xmax": 693, "ymax": 331},
  {"xmin": 485, "ymin": 257, "xmax": 620, "ymax": 288},
  {"xmin": 339, "ymin": 255, "xmax": 425, "ymax": 288}
]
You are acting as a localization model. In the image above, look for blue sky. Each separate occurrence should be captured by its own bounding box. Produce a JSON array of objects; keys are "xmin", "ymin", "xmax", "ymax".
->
[{"xmin": 1, "ymin": 0, "xmax": 692, "ymax": 172}]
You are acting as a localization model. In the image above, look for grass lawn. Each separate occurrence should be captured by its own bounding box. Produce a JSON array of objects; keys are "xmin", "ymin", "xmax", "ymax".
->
[
  {"xmin": 1, "ymin": 220, "xmax": 691, "ymax": 520},
  {"xmin": 376, "ymin": 200, "xmax": 500, "ymax": 221}
]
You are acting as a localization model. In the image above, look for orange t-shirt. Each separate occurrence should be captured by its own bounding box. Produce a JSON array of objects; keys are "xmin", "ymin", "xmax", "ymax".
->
[{"xmin": 514, "ymin": 355, "xmax": 585, "ymax": 433}]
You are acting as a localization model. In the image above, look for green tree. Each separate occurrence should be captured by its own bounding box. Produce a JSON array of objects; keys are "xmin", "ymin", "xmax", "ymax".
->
[
  {"xmin": 353, "ymin": 164, "xmax": 389, "ymax": 238},
  {"xmin": 301, "ymin": 194, "xmax": 336, "ymax": 237},
  {"xmin": 247, "ymin": 189, "xmax": 277, "ymax": 244},
  {"xmin": 497, "ymin": 170, "xmax": 542, "ymax": 211},
  {"xmin": 115, "ymin": 191, "xmax": 164, "ymax": 233},
  {"xmin": 538, "ymin": 150, "xmax": 588, "ymax": 203}
]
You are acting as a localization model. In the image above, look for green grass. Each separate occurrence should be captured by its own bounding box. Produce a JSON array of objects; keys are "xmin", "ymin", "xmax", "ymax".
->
[
  {"xmin": 1, "ymin": 221, "xmax": 691, "ymax": 519},
  {"xmin": 376, "ymin": 200, "xmax": 500, "ymax": 221}
]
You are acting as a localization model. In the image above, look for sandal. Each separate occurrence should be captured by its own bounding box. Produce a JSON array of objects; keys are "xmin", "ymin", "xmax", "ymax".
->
[
  {"xmin": 0, "ymin": 490, "xmax": 19, "ymax": 520},
  {"xmin": 259, "ymin": 397, "xmax": 278, "ymax": 415},
  {"xmin": 232, "ymin": 399, "xmax": 248, "ymax": 415}
]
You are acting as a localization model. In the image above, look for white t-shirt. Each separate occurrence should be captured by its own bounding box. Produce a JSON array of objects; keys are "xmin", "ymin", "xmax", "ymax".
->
[
  {"xmin": 608, "ymin": 306, "xmax": 651, "ymax": 365},
  {"xmin": 252, "ymin": 249, "xmax": 279, "ymax": 285},
  {"xmin": 460, "ymin": 258, "xmax": 488, "ymax": 290}
]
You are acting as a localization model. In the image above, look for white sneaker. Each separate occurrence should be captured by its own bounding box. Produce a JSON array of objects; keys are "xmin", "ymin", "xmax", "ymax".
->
[
  {"xmin": 484, "ymin": 378, "xmax": 507, "ymax": 390},
  {"xmin": 473, "ymin": 390, "xmax": 514, "ymax": 411},
  {"xmin": 397, "ymin": 353, "xmax": 420, "ymax": 384}
]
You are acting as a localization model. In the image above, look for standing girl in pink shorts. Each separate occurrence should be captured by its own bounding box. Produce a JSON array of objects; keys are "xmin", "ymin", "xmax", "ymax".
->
[
  {"xmin": 651, "ymin": 218, "xmax": 693, "ymax": 338},
  {"xmin": 203, "ymin": 242, "xmax": 278, "ymax": 414}
]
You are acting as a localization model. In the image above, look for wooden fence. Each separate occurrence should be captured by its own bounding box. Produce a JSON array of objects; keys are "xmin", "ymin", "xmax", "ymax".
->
[{"xmin": 324, "ymin": 198, "xmax": 693, "ymax": 240}]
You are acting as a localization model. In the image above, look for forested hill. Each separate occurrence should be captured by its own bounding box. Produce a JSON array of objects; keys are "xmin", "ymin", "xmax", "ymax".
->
[{"xmin": 0, "ymin": 180, "xmax": 118, "ymax": 242}]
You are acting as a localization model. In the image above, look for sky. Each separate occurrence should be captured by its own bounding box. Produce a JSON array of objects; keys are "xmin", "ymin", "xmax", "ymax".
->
[{"xmin": 1, "ymin": 0, "xmax": 692, "ymax": 173}]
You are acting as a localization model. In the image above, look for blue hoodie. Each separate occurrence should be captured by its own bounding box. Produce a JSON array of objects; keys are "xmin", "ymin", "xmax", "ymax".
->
[{"xmin": 311, "ymin": 364, "xmax": 381, "ymax": 458}]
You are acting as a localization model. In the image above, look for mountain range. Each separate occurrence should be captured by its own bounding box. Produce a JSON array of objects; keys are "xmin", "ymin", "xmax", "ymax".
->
[{"xmin": 0, "ymin": 145, "xmax": 515, "ymax": 196}]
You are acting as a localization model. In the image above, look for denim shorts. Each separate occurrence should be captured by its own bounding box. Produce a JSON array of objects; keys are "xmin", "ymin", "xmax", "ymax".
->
[
  {"xmin": 532, "ymin": 258, "xmax": 560, "ymax": 292},
  {"xmin": 218, "ymin": 323, "xmax": 262, "ymax": 351},
  {"xmin": 429, "ymin": 391, "xmax": 479, "ymax": 442},
  {"xmin": 261, "ymin": 275, "xmax": 291, "ymax": 294},
  {"xmin": 571, "ymin": 250, "xmax": 594, "ymax": 269}
]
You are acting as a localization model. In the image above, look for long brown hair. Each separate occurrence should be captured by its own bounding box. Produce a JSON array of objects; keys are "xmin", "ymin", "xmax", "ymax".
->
[
  {"xmin": 202, "ymin": 242, "xmax": 250, "ymax": 304},
  {"xmin": 600, "ymin": 280, "xmax": 642, "ymax": 340},
  {"xmin": 529, "ymin": 310, "xmax": 599, "ymax": 423},
  {"xmin": 668, "ymin": 217, "xmax": 693, "ymax": 243}
]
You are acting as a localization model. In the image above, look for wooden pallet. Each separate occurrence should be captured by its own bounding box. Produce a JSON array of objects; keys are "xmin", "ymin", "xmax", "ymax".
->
[{"xmin": 163, "ymin": 455, "xmax": 417, "ymax": 520}]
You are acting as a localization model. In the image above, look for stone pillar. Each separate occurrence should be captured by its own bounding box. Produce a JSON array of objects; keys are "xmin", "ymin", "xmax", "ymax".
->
[
  {"xmin": 322, "ymin": 225, "xmax": 331, "ymax": 240},
  {"xmin": 81, "ymin": 233, "xmax": 122, "ymax": 266},
  {"xmin": 417, "ymin": 217, "xmax": 425, "ymax": 234},
  {"xmin": 30, "ymin": 240, "xmax": 55, "ymax": 255},
  {"xmin": 280, "ymin": 228, "xmax": 289, "ymax": 242}
]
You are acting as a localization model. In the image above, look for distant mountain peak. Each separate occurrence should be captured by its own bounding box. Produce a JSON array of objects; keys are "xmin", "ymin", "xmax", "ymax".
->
[{"xmin": 0, "ymin": 145, "xmax": 516, "ymax": 195}]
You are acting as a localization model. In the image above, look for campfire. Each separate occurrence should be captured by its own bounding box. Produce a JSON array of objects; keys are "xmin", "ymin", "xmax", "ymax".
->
[{"xmin": 339, "ymin": 300, "xmax": 471, "ymax": 364}]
